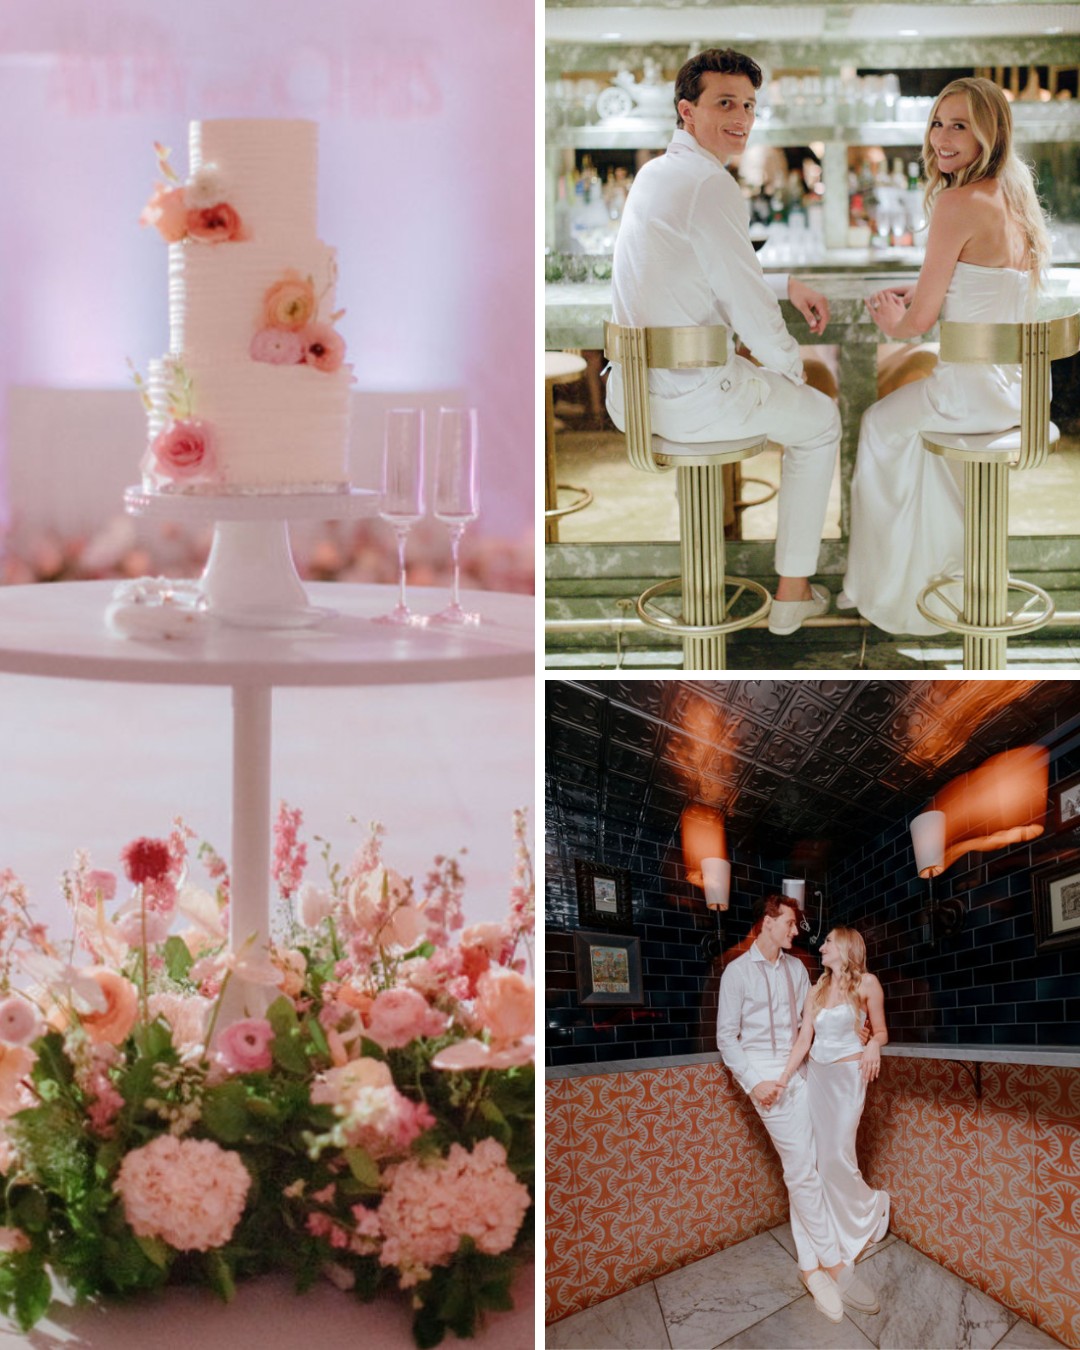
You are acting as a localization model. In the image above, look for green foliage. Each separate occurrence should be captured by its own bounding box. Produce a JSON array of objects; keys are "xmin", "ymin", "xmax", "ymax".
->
[
  {"xmin": 411, "ymin": 1241, "xmax": 517, "ymax": 1349},
  {"xmin": 163, "ymin": 935, "xmax": 194, "ymax": 981}
]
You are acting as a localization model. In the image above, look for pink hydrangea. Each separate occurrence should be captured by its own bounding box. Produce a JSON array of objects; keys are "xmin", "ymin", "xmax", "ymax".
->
[
  {"xmin": 251, "ymin": 328, "xmax": 304, "ymax": 365},
  {"xmin": 378, "ymin": 1139, "xmax": 530, "ymax": 1286},
  {"xmin": 365, "ymin": 988, "xmax": 448, "ymax": 1050},
  {"xmin": 299, "ymin": 323, "xmax": 346, "ymax": 373},
  {"xmin": 113, "ymin": 1135, "xmax": 251, "ymax": 1251},
  {"xmin": 216, "ymin": 1018, "xmax": 274, "ymax": 1073}
]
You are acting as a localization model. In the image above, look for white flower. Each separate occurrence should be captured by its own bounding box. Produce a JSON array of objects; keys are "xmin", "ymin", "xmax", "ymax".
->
[{"xmin": 185, "ymin": 164, "xmax": 225, "ymax": 208}]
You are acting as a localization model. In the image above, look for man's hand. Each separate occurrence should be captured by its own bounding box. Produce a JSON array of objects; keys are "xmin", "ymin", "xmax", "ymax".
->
[
  {"xmin": 751, "ymin": 1080, "xmax": 783, "ymax": 1111},
  {"xmin": 857, "ymin": 1016, "xmax": 872, "ymax": 1046},
  {"xmin": 788, "ymin": 277, "xmax": 829, "ymax": 335}
]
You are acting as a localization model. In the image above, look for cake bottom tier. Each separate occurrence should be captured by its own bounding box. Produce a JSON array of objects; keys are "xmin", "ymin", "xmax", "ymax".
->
[{"xmin": 145, "ymin": 357, "xmax": 353, "ymax": 492}]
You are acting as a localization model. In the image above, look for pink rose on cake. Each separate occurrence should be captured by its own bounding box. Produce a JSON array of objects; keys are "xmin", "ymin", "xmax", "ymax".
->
[
  {"xmin": 262, "ymin": 273, "xmax": 317, "ymax": 330},
  {"xmin": 251, "ymin": 328, "xmax": 304, "ymax": 365},
  {"xmin": 187, "ymin": 202, "xmax": 244, "ymax": 243},
  {"xmin": 151, "ymin": 419, "xmax": 217, "ymax": 483},
  {"xmin": 140, "ymin": 184, "xmax": 189, "ymax": 243},
  {"xmin": 300, "ymin": 323, "xmax": 346, "ymax": 373}
]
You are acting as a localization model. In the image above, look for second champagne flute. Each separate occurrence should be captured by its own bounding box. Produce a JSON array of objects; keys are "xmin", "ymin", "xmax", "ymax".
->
[
  {"xmin": 430, "ymin": 406, "xmax": 480, "ymax": 626},
  {"xmin": 373, "ymin": 407, "xmax": 427, "ymax": 627}
]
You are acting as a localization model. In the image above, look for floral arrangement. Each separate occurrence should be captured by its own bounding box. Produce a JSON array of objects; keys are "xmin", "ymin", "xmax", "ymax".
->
[
  {"xmin": 130, "ymin": 357, "xmax": 218, "ymax": 487},
  {"xmin": 252, "ymin": 269, "xmax": 347, "ymax": 374},
  {"xmin": 140, "ymin": 142, "xmax": 246, "ymax": 244},
  {"xmin": 0, "ymin": 807, "xmax": 534, "ymax": 1346}
]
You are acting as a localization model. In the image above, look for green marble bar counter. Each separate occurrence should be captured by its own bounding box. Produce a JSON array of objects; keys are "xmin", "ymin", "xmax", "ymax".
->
[{"xmin": 545, "ymin": 1043, "xmax": 1080, "ymax": 1079}]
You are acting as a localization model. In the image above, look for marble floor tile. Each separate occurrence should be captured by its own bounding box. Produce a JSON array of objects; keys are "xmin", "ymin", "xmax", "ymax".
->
[
  {"xmin": 546, "ymin": 1281, "xmax": 671, "ymax": 1350},
  {"xmin": 994, "ymin": 1316, "xmax": 1069, "ymax": 1348},
  {"xmin": 716, "ymin": 1296, "xmax": 877, "ymax": 1348},
  {"xmin": 653, "ymin": 1233, "xmax": 804, "ymax": 1350},
  {"xmin": 845, "ymin": 1240, "xmax": 1016, "ymax": 1349}
]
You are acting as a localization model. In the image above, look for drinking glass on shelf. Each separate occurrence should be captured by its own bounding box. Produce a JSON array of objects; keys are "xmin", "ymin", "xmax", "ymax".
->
[
  {"xmin": 372, "ymin": 408, "xmax": 427, "ymax": 627},
  {"xmin": 429, "ymin": 406, "xmax": 480, "ymax": 627}
]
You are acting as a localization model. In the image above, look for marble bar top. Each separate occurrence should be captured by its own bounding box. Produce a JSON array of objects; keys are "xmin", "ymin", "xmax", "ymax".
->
[
  {"xmin": 546, "ymin": 1042, "xmax": 1080, "ymax": 1080},
  {"xmin": 545, "ymin": 266, "xmax": 1080, "ymax": 351}
]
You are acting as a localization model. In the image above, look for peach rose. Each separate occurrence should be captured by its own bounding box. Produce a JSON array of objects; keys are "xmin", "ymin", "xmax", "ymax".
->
[
  {"xmin": 187, "ymin": 201, "xmax": 243, "ymax": 243},
  {"xmin": 140, "ymin": 183, "xmax": 188, "ymax": 242},
  {"xmin": 474, "ymin": 968, "xmax": 533, "ymax": 1043},
  {"xmin": 262, "ymin": 274, "xmax": 316, "ymax": 331},
  {"xmin": 151, "ymin": 419, "xmax": 216, "ymax": 482},
  {"xmin": 79, "ymin": 968, "xmax": 139, "ymax": 1046}
]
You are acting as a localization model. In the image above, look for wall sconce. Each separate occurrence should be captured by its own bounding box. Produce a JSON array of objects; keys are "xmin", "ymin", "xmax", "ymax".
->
[
  {"xmin": 701, "ymin": 857, "xmax": 731, "ymax": 910},
  {"xmin": 781, "ymin": 878, "xmax": 806, "ymax": 907},
  {"xmin": 911, "ymin": 810, "xmax": 946, "ymax": 879}
]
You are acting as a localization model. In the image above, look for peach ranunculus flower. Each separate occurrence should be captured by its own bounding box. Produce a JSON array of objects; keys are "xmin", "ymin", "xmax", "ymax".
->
[
  {"xmin": 79, "ymin": 968, "xmax": 139, "ymax": 1046},
  {"xmin": 475, "ymin": 968, "xmax": 533, "ymax": 1043},
  {"xmin": 140, "ymin": 183, "xmax": 189, "ymax": 242},
  {"xmin": 262, "ymin": 273, "xmax": 317, "ymax": 331}
]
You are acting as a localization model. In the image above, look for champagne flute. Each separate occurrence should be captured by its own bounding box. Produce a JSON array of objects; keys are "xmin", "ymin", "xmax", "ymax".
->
[
  {"xmin": 372, "ymin": 408, "xmax": 427, "ymax": 627},
  {"xmin": 429, "ymin": 406, "xmax": 480, "ymax": 626}
]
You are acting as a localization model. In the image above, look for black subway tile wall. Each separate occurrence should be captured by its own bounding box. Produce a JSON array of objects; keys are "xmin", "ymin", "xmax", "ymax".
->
[{"xmin": 545, "ymin": 738, "xmax": 1080, "ymax": 1068}]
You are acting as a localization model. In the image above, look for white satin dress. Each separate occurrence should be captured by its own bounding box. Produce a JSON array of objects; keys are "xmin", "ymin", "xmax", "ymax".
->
[
  {"xmin": 807, "ymin": 1003, "xmax": 890, "ymax": 1264},
  {"xmin": 843, "ymin": 262, "xmax": 1034, "ymax": 634}
]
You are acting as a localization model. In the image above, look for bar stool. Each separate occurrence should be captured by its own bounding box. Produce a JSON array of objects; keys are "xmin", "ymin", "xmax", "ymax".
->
[
  {"xmin": 603, "ymin": 321, "xmax": 772, "ymax": 670},
  {"xmin": 544, "ymin": 351, "xmax": 594, "ymax": 543},
  {"xmin": 916, "ymin": 309, "xmax": 1080, "ymax": 670}
]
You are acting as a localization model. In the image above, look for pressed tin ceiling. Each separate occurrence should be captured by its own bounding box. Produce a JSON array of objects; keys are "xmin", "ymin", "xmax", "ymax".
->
[{"xmin": 546, "ymin": 679, "xmax": 1080, "ymax": 869}]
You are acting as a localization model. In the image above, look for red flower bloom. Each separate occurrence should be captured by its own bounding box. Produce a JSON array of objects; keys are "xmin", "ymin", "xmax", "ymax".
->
[
  {"xmin": 121, "ymin": 838, "xmax": 172, "ymax": 885},
  {"xmin": 187, "ymin": 202, "xmax": 243, "ymax": 243}
]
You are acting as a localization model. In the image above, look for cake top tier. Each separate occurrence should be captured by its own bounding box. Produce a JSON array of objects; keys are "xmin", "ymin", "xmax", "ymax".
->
[{"xmin": 189, "ymin": 119, "xmax": 318, "ymax": 241}]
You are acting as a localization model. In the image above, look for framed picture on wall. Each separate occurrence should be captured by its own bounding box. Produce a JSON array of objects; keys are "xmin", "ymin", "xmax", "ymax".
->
[
  {"xmin": 1032, "ymin": 857, "xmax": 1080, "ymax": 952},
  {"xmin": 573, "ymin": 929, "xmax": 645, "ymax": 1006},
  {"xmin": 574, "ymin": 858, "xmax": 633, "ymax": 932},
  {"xmin": 1052, "ymin": 770, "xmax": 1080, "ymax": 834}
]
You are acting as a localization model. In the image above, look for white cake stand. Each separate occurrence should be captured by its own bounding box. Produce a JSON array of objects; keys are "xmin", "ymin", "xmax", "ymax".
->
[
  {"xmin": 0, "ymin": 580, "xmax": 532, "ymax": 1020},
  {"xmin": 124, "ymin": 486, "xmax": 377, "ymax": 628}
]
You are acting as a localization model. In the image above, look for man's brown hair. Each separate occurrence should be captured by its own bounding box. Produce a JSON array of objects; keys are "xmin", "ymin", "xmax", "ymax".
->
[{"xmin": 674, "ymin": 48, "xmax": 763, "ymax": 127}]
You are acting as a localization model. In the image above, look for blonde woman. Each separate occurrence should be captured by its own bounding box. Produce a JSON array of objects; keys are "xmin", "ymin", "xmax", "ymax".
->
[
  {"xmin": 777, "ymin": 928, "xmax": 890, "ymax": 1278},
  {"xmin": 841, "ymin": 77, "xmax": 1051, "ymax": 634}
]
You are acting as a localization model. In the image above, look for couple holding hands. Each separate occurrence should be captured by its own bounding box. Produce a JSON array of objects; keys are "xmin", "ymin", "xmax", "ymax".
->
[
  {"xmin": 717, "ymin": 896, "xmax": 890, "ymax": 1324},
  {"xmin": 606, "ymin": 49, "xmax": 1050, "ymax": 637}
]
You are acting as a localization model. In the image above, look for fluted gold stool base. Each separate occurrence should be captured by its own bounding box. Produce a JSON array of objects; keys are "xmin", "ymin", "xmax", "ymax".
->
[{"xmin": 634, "ymin": 462, "xmax": 772, "ymax": 671}]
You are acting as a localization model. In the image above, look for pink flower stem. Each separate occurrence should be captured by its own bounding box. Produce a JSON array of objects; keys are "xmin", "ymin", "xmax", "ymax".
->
[
  {"xmin": 463, "ymin": 1066, "xmax": 491, "ymax": 1124},
  {"xmin": 139, "ymin": 885, "xmax": 150, "ymax": 1027},
  {"xmin": 203, "ymin": 968, "xmax": 233, "ymax": 1061}
]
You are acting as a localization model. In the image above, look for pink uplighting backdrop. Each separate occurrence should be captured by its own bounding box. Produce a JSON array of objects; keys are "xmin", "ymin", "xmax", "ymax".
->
[{"xmin": 0, "ymin": 0, "xmax": 534, "ymax": 538}]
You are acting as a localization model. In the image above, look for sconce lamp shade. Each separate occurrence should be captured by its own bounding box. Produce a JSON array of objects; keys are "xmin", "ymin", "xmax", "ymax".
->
[
  {"xmin": 702, "ymin": 857, "xmax": 731, "ymax": 910},
  {"xmin": 781, "ymin": 879, "xmax": 806, "ymax": 907},
  {"xmin": 911, "ymin": 809, "xmax": 946, "ymax": 878}
]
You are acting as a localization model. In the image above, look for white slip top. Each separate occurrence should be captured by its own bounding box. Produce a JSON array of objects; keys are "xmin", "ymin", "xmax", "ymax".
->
[{"xmin": 809, "ymin": 1001, "xmax": 865, "ymax": 1064}]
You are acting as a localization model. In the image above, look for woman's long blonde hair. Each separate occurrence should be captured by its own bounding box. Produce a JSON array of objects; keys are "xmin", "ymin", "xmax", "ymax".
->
[
  {"xmin": 922, "ymin": 77, "xmax": 1050, "ymax": 278},
  {"xmin": 810, "ymin": 926, "xmax": 867, "ymax": 1015}
]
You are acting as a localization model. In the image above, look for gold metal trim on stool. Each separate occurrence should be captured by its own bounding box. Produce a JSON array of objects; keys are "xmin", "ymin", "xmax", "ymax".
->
[
  {"xmin": 604, "ymin": 321, "xmax": 772, "ymax": 670},
  {"xmin": 916, "ymin": 310, "xmax": 1079, "ymax": 670}
]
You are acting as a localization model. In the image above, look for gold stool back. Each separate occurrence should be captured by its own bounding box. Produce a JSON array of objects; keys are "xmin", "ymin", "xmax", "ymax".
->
[{"xmin": 603, "ymin": 321, "xmax": 772, "ymax": 669}]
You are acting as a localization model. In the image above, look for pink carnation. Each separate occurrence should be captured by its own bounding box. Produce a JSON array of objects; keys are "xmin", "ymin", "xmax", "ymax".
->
[
  {"xmin": 114, "ymin": 1135, "xmax": 251, "ymax": 1251},
  {"xmin": 251, "ymin": 328, "xmax": 304, "ymax": 365},
  {"xmin": 151, "ymin": 419, "xmax": 216, "ymax": 482},
  {"xmin": 299, "ymin": 323, "xmax": 346, "ymax": 373},
  {"xmin": 365, "ymin": 988, "xmax": 448, "ymax": 1050},
  {"xmin": 378, "ymin": 1139, "xmax": 530, "ymax": 1286},
  {"xmin": 216, "ymin": 1017, "xmax": 274, "ymax": 1073}
]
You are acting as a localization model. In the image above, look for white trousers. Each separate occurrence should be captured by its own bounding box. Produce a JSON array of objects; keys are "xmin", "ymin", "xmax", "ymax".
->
[
  {"xmin": 807, "ymin": 1058, "xmax": 890, "ymax": 1263},
  {"xmin": 748, "ymin": 1059, "xmax": 842, "ymax": 1271}
]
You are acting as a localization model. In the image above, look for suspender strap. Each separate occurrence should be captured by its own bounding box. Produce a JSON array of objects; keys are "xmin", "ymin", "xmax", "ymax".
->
[{"xmin": 760, "ymin": 955, "xmax": 800, "ymax": 1053}]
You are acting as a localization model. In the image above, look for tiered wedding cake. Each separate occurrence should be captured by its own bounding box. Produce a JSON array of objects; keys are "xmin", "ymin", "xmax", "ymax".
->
[{"xmin": 139, "ymin": 119, "xmax": 353, "ymax": 493}]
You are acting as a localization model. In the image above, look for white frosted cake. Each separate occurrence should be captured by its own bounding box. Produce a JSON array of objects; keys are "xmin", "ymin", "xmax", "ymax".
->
[{"xmin": 139, "ymin": 119, "xmax": 352, "ymax": 493}]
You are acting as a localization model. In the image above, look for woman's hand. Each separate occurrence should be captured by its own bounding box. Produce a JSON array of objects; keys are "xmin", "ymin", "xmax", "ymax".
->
[
  {"xmin": 860, "ymin": 1042, "xmax": 882, "ymax": 1083},
  {"xmin": 865, "ymin": 288, "xmax": 908, "ymax": 336}
]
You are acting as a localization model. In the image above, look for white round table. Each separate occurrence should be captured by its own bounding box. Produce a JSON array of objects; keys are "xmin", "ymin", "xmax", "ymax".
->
[{"xmin": 0, "ymin": 580, "xmax": 533, "ymax": 1013}]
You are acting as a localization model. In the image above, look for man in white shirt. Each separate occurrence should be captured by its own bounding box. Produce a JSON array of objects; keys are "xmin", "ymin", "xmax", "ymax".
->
[
  {"xmin": 717, "ymin": 894, "xmax": 878, "ymax": 1323},
  {"xmin": 607, "ymin": 48, "xmax": 840, "ymax": 636}
]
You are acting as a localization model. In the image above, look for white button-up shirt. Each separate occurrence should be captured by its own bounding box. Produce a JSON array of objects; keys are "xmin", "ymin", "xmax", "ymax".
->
[
  {"xmin": 607, "ymin": 128, "xmax": 804, "ymax": 442},
  {"xmin": 717, "ymin": 942, "xmax": 810, "ymax": 1095}
]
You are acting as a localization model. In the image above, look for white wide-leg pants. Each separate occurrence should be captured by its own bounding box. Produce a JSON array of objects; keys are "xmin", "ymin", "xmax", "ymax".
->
[
  {"xmin": 747, "ymin": 1058, "xmax": 842, "ymax": 1272},
  {"xmin": 807, "ymin": 1058, "xmax": 890, "ymax": 1264}
]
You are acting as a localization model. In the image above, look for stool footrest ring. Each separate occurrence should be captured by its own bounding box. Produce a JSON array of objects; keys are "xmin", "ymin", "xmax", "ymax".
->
[
  {"xmin": 731, "ymin": 475, "xmax": 779, "ymax": 513},
  {"xmin": 635, "ymin": 574, "xmax": 772, "ymax": 638},
  {"xmin": 544, "ymin": 483, "xmax": 594, "ymax": 522},
  {"xmin": 916, "ymin": 576, "xmax": 1054, "ymax": 639}
]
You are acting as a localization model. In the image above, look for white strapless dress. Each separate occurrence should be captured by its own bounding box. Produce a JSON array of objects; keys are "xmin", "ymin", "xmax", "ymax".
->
[
  {"xmin": 843, "ymin": 262, "xmax": 1035, "ymax": 635},
  {"xmin": 807, "ymin": 1004, "xmax": 890, "ymax": 1263}
]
